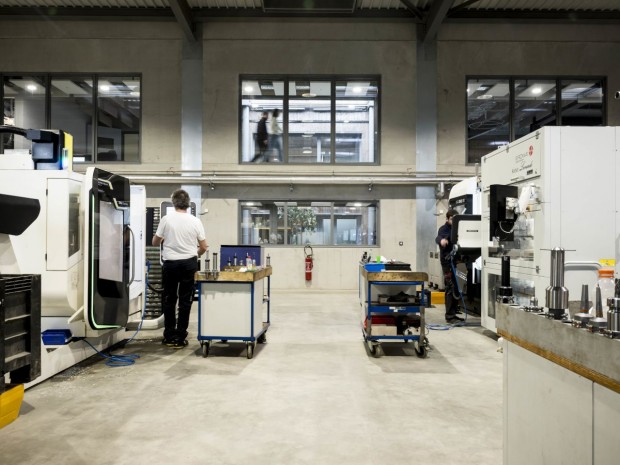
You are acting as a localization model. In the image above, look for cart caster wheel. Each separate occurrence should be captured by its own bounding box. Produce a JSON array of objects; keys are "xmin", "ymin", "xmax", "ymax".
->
[
  {"xmin": 246, "ymin": 343, "xmax": 254, "ymax": 359},
  {"xmin": 371, "ymin": 343, "xmax": 383, "ymax": 358},
  {"xmin": 202, "ymin": 342, "xmax": 210, "ymax": 358},
  {"xmin": 415, "ymin": 345, "xmax": 428, "ymax": 358},
  {"xmin": 257, "ymin": 333, "xmax": 267, "ymax": 344}
]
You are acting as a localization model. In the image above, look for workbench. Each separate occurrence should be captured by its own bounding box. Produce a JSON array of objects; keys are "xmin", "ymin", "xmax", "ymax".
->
[
  {"xmin": 195, "ymin": 266, "xmax": 271, "ymax": 359},
  {"xmin": 496, "ymin": 302, "xmax": 620, "ymax": 465},
  {"xmin": 359, "ymin": 265, "xmax": 429, "ymax": 357}
]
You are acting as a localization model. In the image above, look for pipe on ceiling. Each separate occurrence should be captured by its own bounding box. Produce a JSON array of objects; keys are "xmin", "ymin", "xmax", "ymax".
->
[{"xmin": 123, "ymin": 174, "xmax": 470, "ymax": 185}]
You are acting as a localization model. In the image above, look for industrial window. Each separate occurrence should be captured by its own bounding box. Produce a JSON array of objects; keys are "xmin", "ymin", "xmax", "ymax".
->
[
  {"xmin": 466, "ymin": 77, "xmax": 605, "ymax": 164},
  {"xmin": 2, "ymin": 74, "xmax": 141, "ymax": 163},
  {"xmin": 240, "ymin": 76, "xmax": 379, "ymax": 164},
  {"xmin": 239, "ymin": 201, "xmax": 378, "ymax": 247}
]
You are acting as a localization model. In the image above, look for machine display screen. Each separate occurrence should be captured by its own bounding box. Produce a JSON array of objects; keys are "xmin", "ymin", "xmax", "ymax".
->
[{"xmin": 98, "ymin": 201, "xmax": 124, "ymax": 283}]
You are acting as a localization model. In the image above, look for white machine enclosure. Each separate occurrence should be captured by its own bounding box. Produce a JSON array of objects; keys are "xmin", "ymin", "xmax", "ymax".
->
[
  {"xmin": 480, "ymin": 126, "xmax": 619, "ymax": 332},
  {"xmin": 1, "ymin": 153, "xmax": 145, "ymax": 386},
  {"xmin": 128, "ymin": 184, "xmax": 146, "ymax": 322},
  {"xmin": 0, "ymin": 168, "xmax": 84, "ymax": 316}
]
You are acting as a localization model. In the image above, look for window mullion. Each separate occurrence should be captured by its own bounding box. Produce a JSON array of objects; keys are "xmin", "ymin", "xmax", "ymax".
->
[{"xmin": 330, "ymin": 80, "xmax": 336, "ymax": 164}]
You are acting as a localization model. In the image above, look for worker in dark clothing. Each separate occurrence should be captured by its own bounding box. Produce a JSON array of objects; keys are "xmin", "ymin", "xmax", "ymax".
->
[
  {"xmin": 435, "ymin": 209, "xmax": 464, "ymax": 323},
  {"xmin": 251, "ymin": 111, "xmax": 269, "ymax": 162}
]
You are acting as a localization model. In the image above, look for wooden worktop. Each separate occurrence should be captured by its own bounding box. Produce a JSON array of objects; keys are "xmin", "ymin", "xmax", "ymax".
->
[
  {"xmin": 195, "ymin": 266, "xmax": 272, "ymax": 283},
  {"xmin": 361, "ymin": 267, "xmax": 428, "ymax": 283}
]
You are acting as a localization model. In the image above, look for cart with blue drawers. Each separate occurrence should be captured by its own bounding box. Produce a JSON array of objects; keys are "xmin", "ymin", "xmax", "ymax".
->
[
  {"xmin": 195, "ymin": 266, "xmax": 271, "ymax": 359},
  {"xmin": 360, "ymin": 264, "xmax": 429, "ymax": 358}
]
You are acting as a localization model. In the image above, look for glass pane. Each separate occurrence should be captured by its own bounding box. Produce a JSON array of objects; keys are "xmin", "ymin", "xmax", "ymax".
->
[
  {"xmin": 96, "ymin": 76, "xmax": 141, "ymax": 163},
  {"xmin": 289, "ymin": 80, "xmax": 331, "ymax": 164},
  {"xmin": 241, "ymin": 79, "xmax": 284, "ymax": 163},
  {"xmin": 560, "ymin": 79, "xmax": 604, "ymax": 126},
  {"xmin": 2, "ymin": 76, "xmax": 46, "ymax": 153},
  {"xmin": 335, "ymin": 80, "xmax": 378, "ymax": 163},
  {"xmin": 514, "ymin": 79, "xmax": 556, "ymax": 140},
  {"xmin": 286, "ymin": 202, "xmax": 324, "ymax": 245},
  {"xmin": 333, "ymin": 202, "xmax": 377, "ymax": 246},
  {"xmin": 51, "ymin": 77, "xmax": 94, "ymax": 163},
  {"xmin": 240, "ymin": 202, "xmax": 285, "ymax": 245},
  {"xmin": 467, "ymin": 78, "xmax": 510, "ymax": 164}
]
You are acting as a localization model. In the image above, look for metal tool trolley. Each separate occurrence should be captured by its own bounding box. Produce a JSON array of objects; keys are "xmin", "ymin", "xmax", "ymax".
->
[
  {"xmin": 360, "ymin": 264, "xmax": 429, "ymax": 358},
  {"xmin": 195, "ymin": 266, "xmax": 271, "ymax": 359}
]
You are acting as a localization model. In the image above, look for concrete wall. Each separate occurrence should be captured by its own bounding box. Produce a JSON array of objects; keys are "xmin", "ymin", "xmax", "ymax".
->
[
  {"xmin": 2, "ymin": 19, "xmax": 620, "ymax": 290},
  {"xmin": 0, "ymin": 20, "xmax": 184, "ymax": 170},
  {"xmin": 437, "ymin": 23, "xmax": 620, "ymax": 171},
  {"xmin": 202, "ymin": 19, "xmax": 417, "ymax": 173}
]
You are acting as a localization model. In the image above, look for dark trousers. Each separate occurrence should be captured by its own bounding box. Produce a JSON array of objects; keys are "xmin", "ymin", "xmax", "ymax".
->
[
  {"xmin": 162, "ymin": 257, "xmax": 198, "ymax": 341},
  {"xmin": 441, "ymin": 261, "xmax": 460, "ymax": 319}
]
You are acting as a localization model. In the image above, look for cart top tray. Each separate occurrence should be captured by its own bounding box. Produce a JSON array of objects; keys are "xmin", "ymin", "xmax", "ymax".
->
[
  {"xmin": 195, "ymin": 266, "xmax": 272, "ymax": 283},
  {"xmin": 361, "ymin": 267, "xmax": 428, "ymax": 283}
]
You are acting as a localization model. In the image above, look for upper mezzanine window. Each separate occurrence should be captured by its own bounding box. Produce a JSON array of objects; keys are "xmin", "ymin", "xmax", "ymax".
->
[
  {"xmin": 2, "ymin": 74, "xmax": 141, "ymax": 163},
  {"xmin": 240, "ymin": 76, "xmax": 379, "ymax": 164},
  {"xmin": 466, "ymin": 77, "xmax": 605, "ymax": 164}
]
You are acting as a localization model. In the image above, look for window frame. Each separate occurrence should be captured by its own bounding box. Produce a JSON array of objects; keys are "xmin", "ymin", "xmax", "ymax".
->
[
  {"xmin": 239, "ymin": 74, "xmax": 381, "ymax": 165},
  {"xmin": 1, "ymin": 72, "xmax": 142, "ymax": 164},
  {"xmin": 465, "ymin": 75, "xmax": 607, "ymax": 165}
]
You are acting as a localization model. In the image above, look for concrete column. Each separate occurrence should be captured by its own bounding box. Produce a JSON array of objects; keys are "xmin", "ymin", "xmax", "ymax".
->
[
  {"xmin": 415, "ymin": 40, "xmax": 438, "ymax": 274},
  {"xmin": 181, "ymin": 36, "xmax": 203, "ymax": 208}
]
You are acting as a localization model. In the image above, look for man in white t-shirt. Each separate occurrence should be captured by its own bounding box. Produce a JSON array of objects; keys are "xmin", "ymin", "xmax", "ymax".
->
[{"xmin": 153, "ymin": 189, "xmax": 208, "ymax": 348}]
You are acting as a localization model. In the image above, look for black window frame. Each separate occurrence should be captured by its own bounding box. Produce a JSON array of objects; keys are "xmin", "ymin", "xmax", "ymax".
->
[
  {"xmin": 465, "ymin": 75, "xmax": 607, "ymax": 165},
  {"xmin": 239, "ymin": 74, "xmax": 381, "ymax": 165},
  {"xmin": 1, "ymin": 72, "xmax": 142, "ymax": 164}
]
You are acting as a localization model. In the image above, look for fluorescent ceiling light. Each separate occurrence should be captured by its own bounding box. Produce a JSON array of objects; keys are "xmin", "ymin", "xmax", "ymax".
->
[
  {"xmin": 302, "ymin": 134, "xmax": 313, "ymax": 138},
  {"xmin": 486, "ymin": 83, "xmax": 510, "ymax": 97},
  {"xmin": 477, "ymin": 94, "xmax": 493, "ymax": 100},
  {"xmin": 52, "ymin": 80, "xmax": 89, "ymax": 96},
  {"xmin": 99, "ymin": 85, "xmax": 110, "ymax": 92},
  {"xmin": 302, "ymin": 92, "xmax": 316, "ymax": 98},
  {"xmin": 302, "ymin": 149, "xmax": 312, "ymax": 154},
  {"xmin": 26, "ymin": 84, "xmax": 37, "ymax": 91},
  {"xmin": 518, "ymin": 83, "xmax": 555, "ymax": 98},
  {"xmin": 244, "ymin": 85, "xmax": 254, "ymax": 92}
]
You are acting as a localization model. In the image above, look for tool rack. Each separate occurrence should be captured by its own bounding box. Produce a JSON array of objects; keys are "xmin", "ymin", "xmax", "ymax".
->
[
  {"xmin": 195, "ymin": 266, "xmax": 271, "ymax": 359},
  {"xmin": 359, "ymin": 264, "xmax": 429, "ymax": 358}
]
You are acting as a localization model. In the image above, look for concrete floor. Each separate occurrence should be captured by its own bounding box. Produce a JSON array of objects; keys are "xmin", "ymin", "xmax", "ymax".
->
[{"xmin": 2, "ymin": 291, "xmax": 502, "ymax": 465}]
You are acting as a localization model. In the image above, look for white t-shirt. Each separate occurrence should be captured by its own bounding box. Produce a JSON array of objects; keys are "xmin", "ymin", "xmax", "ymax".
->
[{"xmin": 155, "ymin": 210, "xmax": 206, "ymax": 261}]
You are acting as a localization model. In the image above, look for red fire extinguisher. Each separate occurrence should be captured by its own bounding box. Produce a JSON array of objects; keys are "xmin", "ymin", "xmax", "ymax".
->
[{"xmin": 304, "ymin": 245, "xmax": 313, "ymax": 281}]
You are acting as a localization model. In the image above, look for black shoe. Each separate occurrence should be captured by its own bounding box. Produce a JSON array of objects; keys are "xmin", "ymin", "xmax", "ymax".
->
[
  {"xmin": 162, "ymin": 338, "xmax": 176, "ymax": 346},
  {"xmin": 171, "ymin": 339, "xmax": 188, "ymax": 349},
  {"xmin": 446, "ymin": 315, "xmax": 464, "ymax": 323}
]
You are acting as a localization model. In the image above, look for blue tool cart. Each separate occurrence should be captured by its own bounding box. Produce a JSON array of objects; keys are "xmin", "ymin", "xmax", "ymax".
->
[
  {"xmin": 195, "ymin": 266, "xmax": 271, "ymax": 359},
  {"xmin": 359, "ymin": 264, "xmax": 429, "ymax": 358}
]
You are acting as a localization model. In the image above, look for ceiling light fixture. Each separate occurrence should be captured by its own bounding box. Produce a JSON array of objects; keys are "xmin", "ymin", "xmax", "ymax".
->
[
  {"xmin": 244, "ymin": 85, "xmax": 254, "ymax": 93},
  {"xmin": 100, "ymin": 85, "xmax": 110, "ymax": 92},
  {"xmin": 532, "ymin": 87, "xmax": 542, "ymax": 95},
  {"xmin": 26, "ymin": 84, "xmax": 36, "ymax": 92},
  {"xmin": 352, "ymin": 86, "xmax": 362, "ymax": 93},
  {"xmin": 302, "ymin": 92, "xmax": 316, "ymax": 98}
]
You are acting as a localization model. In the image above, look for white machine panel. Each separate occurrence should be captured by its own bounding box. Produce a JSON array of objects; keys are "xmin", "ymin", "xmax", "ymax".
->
[
  {"xmin": 481, "ymin": 127, "xmax": 619, "ymax": 331},
  {"xmin": 129, "ymin": 185, "xmax": 146, "ymax": 301}
]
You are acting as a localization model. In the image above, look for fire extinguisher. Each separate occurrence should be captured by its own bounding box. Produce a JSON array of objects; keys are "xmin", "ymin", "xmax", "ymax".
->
[{"xmin": 304, "ymin": 245, "xmax": 313, "ymax": 281}]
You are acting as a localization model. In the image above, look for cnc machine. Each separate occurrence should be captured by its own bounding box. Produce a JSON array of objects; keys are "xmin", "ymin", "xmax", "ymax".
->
[{"xmin": 0, "ymin": 126, "xmax": 145, "ymax": 386}]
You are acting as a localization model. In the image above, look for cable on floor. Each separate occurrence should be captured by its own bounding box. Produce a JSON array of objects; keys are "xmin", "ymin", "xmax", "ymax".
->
[
  {"xmin": 83, "ymin": 339, "xmax": 141, "ymax": 367},
  {"xmin": 82, "ymin": 260, "xmax": 152, "ymax": 367}
]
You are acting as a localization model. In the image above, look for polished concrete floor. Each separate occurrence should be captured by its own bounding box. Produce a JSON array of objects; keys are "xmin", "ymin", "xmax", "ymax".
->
[{"xmin": 2, "ymin": 291, "xmax": 502, "ymax": 465}]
